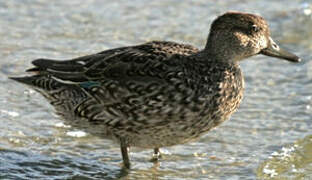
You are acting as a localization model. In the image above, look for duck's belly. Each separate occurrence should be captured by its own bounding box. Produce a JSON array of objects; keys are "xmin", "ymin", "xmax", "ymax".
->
[
  {"xmin": 56, "ymin": 96, "xmax": 240, "ymax": 148},
  {"xmin": 61, "ymin": 114, "xmax": 219, "ymax": 148}
]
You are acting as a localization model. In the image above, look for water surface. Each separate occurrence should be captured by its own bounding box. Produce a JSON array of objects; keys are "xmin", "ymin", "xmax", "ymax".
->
[{"xmin": 0, "ymin": 0, "xmax": 311, "ymax": 179}]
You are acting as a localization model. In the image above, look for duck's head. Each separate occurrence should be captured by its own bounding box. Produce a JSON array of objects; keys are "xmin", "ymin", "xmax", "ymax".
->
[{"xmin": 205, "ymin": 12, "xmax": 301, "ymax": 62}]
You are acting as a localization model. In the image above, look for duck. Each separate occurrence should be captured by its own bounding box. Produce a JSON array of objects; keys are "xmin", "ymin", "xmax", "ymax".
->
[{"xmin": 10, "ymin": 11, "xmax": 301, "ymax": 168}]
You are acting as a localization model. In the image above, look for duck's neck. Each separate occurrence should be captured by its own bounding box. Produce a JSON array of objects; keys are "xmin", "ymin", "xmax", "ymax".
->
[
  {"xmin": 204, "ymin": 31, "xmax": 243, "ymax": 63},
  {"xmin": 195, "ymin": 50, "xmax": 239, "ymax": 67}
]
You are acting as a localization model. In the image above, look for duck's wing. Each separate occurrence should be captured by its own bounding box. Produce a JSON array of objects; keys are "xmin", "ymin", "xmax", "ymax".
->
[
  {"xmin": 27, "ymin": 41, "xmax": 199, "ymax": 84},
  {"xmin": 25, "ymin": 46, "xmax": 132, "ymax": 82}
]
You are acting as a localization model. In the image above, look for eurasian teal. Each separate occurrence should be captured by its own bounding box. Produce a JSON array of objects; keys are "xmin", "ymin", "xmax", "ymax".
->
[{"xmin": 10, "ymin": 12, "xmax": 301, "ymax": 168}]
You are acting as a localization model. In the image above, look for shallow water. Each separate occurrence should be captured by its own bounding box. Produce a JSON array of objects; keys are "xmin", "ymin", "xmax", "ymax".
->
[{"xmin": 1, "ymin": 0, "xmax": 311, "ymax": 179}]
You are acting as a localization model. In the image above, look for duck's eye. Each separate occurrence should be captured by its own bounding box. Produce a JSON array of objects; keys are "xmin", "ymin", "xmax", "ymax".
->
[{"xmin": 251, "ymin": 24, "xmax": 260, "ymax": 32}]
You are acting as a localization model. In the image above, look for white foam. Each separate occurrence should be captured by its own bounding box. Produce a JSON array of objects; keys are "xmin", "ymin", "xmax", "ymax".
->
[
  {"xmin": 304, "ymin": 8, "xmax": 312, "ymax": 16},
  {"xmin": 263, "ymin": 164, "xmax": 278, "ymax": 177},
  {"xmin": 66, "ymin": 131, "xmax": 87, "ymax": 137},
  {"xmin": 55, "ymin": 122, "xmax": 71, "ymax": 128},
  {"xmin": 1, "ymin": 109, "xmax": 19, "ymax": 117}
]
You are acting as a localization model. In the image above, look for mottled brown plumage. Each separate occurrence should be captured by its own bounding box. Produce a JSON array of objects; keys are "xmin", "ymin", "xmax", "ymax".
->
[{"xmin": 10, "ymin": 12, "xmax": 300, "ymax": 168}]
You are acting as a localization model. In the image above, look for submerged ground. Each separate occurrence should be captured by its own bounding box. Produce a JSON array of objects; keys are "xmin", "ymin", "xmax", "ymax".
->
[{"xmin": 0, "ymin": 0, "xmax": 311, "ymax": 179}]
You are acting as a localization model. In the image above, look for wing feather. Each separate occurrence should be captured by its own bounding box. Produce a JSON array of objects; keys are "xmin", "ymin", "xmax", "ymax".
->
[{"xmin": 29, "ymin": 41, "xmax": 199, "ymax": 84}]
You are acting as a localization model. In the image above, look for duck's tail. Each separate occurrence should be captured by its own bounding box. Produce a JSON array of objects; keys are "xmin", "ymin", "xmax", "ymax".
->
[
  {"xmin": 9, "ymin": 75, "xmax": 62, "ymax": 92},
  {"xmin": 9, "ymin": 76, "xmax": 39, "ymax": 87}
]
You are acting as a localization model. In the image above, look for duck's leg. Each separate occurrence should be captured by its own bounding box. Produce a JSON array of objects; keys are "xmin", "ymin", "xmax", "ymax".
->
[
  {"xmin": 120, "ymin": 139, "xmax": 130, "ymax": 168},
  {"xmin": 150, "ymin": 148, "xmax": 161, "ymax": 162}
]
